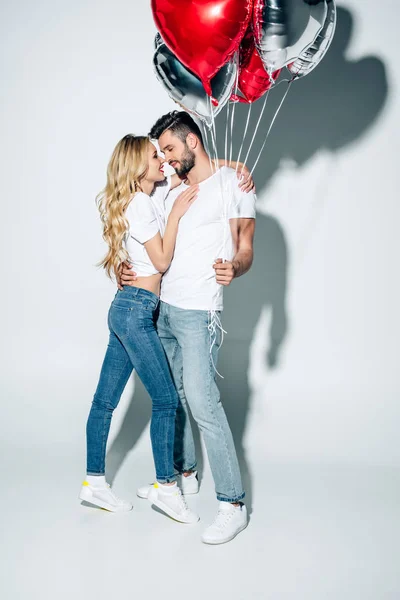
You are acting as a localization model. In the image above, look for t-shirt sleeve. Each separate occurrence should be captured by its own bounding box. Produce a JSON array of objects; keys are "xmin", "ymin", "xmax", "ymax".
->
[
  {"xmin": 228, "ymin": 174, "xmax": 257, "ymax": 220},
  {"xmin": 151, "ymin": 175, "xmax": 172, "ymax": 204},
  {"xmin": 126, "ymin": 193, "xmax": 159, "ymax": 244}
]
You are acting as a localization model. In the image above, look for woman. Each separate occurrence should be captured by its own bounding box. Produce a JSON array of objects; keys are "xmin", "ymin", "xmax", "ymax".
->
[{"xmin": 79, "ymin": 134, "xmax": 199, "ymax": 524}]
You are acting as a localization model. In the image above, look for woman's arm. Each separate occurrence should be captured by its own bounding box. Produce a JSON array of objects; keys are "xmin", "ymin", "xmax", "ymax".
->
[{"xmin": 144, "ymin": 185, "xmax": 198, "ymax": 273}]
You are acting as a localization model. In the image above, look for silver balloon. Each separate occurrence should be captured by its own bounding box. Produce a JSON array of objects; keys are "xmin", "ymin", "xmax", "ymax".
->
[
  {"xmin": 154, "ymin": 32, "xmax": 163, "ymax": 51},
  {"xmin": 253, "ymin": 1, "xmax": 289, "ymax": 74},
  {"xmin": 253, "ymin": 0, "xmax": 329, "ymax": 73},
  {"xmin": 153, "ymin": 36, "xmax": 237, "ymax": 128},
  {"xmin": 287, "ymin": 0, "xmax": 336, "ymax": 78}
]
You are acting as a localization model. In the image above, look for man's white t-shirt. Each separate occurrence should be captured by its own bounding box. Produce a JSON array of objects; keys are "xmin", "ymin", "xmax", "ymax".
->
[
  {"xmin": 160, "ymin": 167, "xmax": 256, "ymax": 311},
  {"xmin": 124, "ymin": 177, "xmax": 170, "ymax": 277}
]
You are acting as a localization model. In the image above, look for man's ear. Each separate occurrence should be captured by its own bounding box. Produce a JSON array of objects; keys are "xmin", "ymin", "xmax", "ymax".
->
[{"xmin": 186, "ymin": 133, "xmax": 198, "ymax": 150}]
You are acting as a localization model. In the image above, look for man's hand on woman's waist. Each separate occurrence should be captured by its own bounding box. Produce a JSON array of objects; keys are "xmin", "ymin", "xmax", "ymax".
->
[{"xmin": 117, "ymin": 262, "xmax": 138, "ymax": 290}]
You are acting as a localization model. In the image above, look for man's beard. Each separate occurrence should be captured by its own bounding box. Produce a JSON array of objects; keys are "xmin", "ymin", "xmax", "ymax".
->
[{"xmin": 174, "ymin": 144, "xmax": 195, "ymax": 177}]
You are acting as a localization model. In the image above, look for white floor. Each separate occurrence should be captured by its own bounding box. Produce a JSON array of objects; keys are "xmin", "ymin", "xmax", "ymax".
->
[{"xmin": 1, "ymin": 443, "xmax": 399, "ymax": 600}]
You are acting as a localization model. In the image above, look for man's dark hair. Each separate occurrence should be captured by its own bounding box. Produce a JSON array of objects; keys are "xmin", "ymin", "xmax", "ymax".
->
[{"xmin": 149, "ymin": 111, "xmax": 203, "ymax": 146}]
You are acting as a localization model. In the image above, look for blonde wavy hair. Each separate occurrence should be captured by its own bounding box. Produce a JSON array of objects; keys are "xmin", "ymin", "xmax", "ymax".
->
[{"xmin": 97, "ymin": 134, "xmax": 150, "ymax": 279}]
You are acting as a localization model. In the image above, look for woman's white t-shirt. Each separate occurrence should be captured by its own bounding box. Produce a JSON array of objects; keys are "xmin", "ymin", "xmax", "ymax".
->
[{"xmin": 124, "ymin": 177, "xmax": 171, "ymax": 277}]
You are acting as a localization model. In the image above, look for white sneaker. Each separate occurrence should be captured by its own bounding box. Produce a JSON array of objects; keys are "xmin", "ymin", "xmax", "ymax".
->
[
  {"xmin": 148, "ymin": 483, "xmax": 200, "ymax": 524},
  {"xmin": 137, "ymin": 471, "xmax": 199, "ymax": 499},
  {"xmin": 79, "ymin": 480, "xmax": 133, "ymax": 512},
  {"xmin": 201, "ymin": 502, "xmax": 248, "ymax": 544}
]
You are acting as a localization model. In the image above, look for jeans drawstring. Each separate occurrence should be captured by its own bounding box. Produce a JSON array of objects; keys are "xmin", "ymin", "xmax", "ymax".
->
[{"xmin": 208, "ymin": 310, "xmax": 227, "ymax": 379}]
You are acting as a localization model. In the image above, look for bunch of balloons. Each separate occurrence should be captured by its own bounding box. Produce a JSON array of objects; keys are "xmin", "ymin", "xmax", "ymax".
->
[{"xmin": 152, "ymin": 0, "xmax": 336, "ymax": 128}]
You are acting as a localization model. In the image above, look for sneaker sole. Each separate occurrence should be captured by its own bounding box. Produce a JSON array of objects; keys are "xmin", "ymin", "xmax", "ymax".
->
[
  {"xmin": 148, "ymin": 495, "xmax": 200, "ymax": 524},
  {"xmin": 201, "ymin": 521, "xmax": 248, "ymax": 545},
  {"xmin": 137, "ymin": 490, "xmax": 150, "ymax": 499},
  {"xmin": 79, "ymin": 489, "xmax": 133, "ymax": 513}
]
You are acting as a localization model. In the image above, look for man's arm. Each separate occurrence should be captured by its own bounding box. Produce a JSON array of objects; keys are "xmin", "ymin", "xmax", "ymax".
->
[{"xmin": 213, "ymin": 218, "xmax": 255, "ymax": 286}]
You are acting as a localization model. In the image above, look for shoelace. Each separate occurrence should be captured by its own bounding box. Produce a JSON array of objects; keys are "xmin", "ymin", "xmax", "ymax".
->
[
  {"xmin": 105, "ymin": 484, "xmax": 126, "ymax": 505},
  {"xmin": 173, "ymin": 488, "xmax": 191, "ymax": 515},
  {"xmin": 211, "ymin": 508, "xmax": 236, "ymax": 531}
]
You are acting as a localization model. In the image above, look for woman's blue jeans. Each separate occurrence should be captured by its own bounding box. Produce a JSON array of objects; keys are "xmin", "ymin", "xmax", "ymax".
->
[{"xmin": 86, "ymin": 287, "xmax": 178, "ymax": 483}]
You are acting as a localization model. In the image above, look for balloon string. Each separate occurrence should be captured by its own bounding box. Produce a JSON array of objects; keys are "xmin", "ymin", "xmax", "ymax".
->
[
  {"xmin": 209, "ymin": 108, "xmax": 223, "ymax": 258},
  {"xmin": 250, "ymin": 79, "xmax": 293, "ymax": 175},
  {"xmin": 224, "ymin": 99, "xmax": 230, "ymax": 167},
  {"xmin": 236, "ymin": 102, "xmax": 253, "ymax": 174},
  {"xmin": 240, "ymin": 89, "xmax": 270, "ymax": 178},
  {"xmin": 209, "ymin": 104, "xmax": 228, "ymax": 380},
  {"xmin": 229, "ymin": 55, "xmax": 240, "ymax": 167},
  {"xmin": 210, "ymin": 97, "xmax": 218, "ymax": 161},
  {"xmin": 209, "ymin": 97, "xmax": 227, "ymax": 263},
  {"xmin": 210, "ymin": 105, "xmax": 227, "ymax": 261},
  {"xmin": 229, "ymin": 102, "xmax": 236, "ymax": 167},
  {"xmin": 229, "ymin": 101, "xmax": 235, "ymax": 166},
  {"xmin": 208, "ymin": 96, "xmax": 219, "ymax": 171},
  {"xmin": 202, "ymin": 123, "xmax": 214, "ymax": 174}
]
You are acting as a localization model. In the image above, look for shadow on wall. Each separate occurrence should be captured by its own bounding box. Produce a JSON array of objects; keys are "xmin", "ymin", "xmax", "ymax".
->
[{"xmin": 106, "ymin": 6, "xmax": 388, "ymax": 511}]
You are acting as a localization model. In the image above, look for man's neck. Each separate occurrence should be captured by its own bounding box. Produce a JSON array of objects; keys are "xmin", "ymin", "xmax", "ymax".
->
[{"xmin": 184, "ymin": 151, "xmax": 218, "ymax": 185}]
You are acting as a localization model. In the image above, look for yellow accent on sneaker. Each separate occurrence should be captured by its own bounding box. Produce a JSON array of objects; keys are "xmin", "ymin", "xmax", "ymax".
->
[
  {"xmin": 82, "ymin": 481, "xmax": 90, "ymax": 487},
  {"xmin": 154, "ymin": 482, "xmax": 159, "ymax": 489}
]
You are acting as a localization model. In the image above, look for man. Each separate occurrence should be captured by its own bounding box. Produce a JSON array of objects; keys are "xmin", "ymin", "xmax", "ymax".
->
[{"xmin": 121, "ymin": 111, "xmax": 256, "ymax": 544}]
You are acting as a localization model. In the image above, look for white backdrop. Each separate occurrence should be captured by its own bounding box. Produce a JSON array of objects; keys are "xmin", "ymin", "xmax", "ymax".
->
[
  {"xmin": 1, "ymin": 0, "xmax": 399, "ymax": 468},
  {"xmin": 1, "ymin": 3, "xmax": 399, "ymax": 599}
]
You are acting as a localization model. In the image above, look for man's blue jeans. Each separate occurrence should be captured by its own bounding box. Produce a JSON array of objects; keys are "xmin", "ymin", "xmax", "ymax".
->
[
  {"xmin": 86, "ymin": 287, "xmax": 178, "ymax": 483},
  {"xmin": 157, "ymin": 301, "xmax": 245, "ymax": 503}
]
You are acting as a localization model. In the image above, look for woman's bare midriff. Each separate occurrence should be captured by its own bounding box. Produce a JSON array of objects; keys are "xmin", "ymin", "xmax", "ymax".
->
[{"xmin": 129, "ymin": 273, "xmax": 162, "ymax": 297}]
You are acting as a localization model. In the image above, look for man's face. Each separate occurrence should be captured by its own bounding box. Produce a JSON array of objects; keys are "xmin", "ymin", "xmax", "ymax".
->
[{"xmin": 159, "ymin": 129, "xmax": 195, "ymax": 177}]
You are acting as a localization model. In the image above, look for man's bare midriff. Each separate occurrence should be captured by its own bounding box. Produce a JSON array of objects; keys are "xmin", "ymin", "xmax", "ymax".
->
[{"xmin": 129, "ymin": 272, "xmax": 162, "ymax": 297}]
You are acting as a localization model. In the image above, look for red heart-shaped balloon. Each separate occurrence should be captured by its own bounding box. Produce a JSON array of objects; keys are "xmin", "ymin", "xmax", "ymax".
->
[
  {"xmin": 151, "ymin": 0, "xmax": 253, "ymax": 98},
  {"xmin": 233, "ymin": 28, "xmax": 281, "ymax": 103}
]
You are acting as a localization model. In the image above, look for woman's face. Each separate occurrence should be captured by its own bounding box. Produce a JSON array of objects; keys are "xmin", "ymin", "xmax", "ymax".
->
[{"xmin": 145, "ymin": 142, "xmax": 165, "ymax": 183}]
